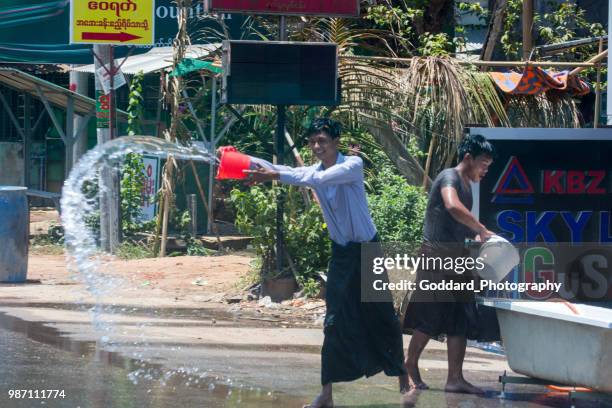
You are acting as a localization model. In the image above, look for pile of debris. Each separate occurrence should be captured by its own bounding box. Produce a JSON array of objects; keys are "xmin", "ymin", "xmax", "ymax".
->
[{"xmin": 222, "ymin": 287, "xmax": 326, "ymax": 327}]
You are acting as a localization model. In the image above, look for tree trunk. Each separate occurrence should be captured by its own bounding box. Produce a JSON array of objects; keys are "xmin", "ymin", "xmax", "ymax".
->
[
  {"xmin": 158, "ymin": 0, "xmax": 189, "ymax": 257},
  {"xmin": 481, "ymin": 0, "xmax": 509, "ymax": 61},
  {"xmin": 423, "ymin": 0, "xmax": 454, "ymax": 35}
]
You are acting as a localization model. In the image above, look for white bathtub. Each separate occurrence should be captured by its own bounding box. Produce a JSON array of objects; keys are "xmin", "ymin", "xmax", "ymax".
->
[{"xmin": 482, "ymin": 300, "xmax": 612, "ymax": 392}]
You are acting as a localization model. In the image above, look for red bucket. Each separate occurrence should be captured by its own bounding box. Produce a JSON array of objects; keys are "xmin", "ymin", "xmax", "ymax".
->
[{"xmin": 216, "ymin": 150, "xmax": 251, "ymax": 180}]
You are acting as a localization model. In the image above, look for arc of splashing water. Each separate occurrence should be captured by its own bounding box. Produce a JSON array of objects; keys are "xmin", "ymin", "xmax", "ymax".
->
[
  {"xmin": 59, "ymin": 136, "xmax": 253, "ymax": 391},
  {"xmin": 60, "ymin": 136, "xmax": 216, "ymax": 333}
]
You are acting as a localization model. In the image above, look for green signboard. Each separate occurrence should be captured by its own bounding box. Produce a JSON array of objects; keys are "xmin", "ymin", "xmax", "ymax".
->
[{"xmin": 0, "ymin": 1, "xmax": 245, "ymax": 64}]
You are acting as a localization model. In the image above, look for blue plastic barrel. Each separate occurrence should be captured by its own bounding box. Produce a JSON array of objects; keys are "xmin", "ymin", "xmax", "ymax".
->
[{"xmin": 0, "ymin": 187, "xmax": 28, "ymax": 283}]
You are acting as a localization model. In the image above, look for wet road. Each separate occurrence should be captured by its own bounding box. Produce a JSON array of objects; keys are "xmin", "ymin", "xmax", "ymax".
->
[
  {"xmin": 1, "ymin": 310, "xmax": 610, "ymax": 408},
  {"xmin": 0, "ymin": 325, "xmax": 301, "ymax": 408}
]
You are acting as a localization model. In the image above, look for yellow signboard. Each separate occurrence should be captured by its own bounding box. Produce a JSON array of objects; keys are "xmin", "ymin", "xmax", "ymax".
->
[{"xmin": 70, "ymin": 0, "xmax": 155, "ymax": 45}]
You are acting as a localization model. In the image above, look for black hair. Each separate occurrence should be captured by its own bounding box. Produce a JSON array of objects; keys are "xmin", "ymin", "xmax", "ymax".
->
[
  {"xmin": 305, "ymin": 118, "xmax": 342, "ymax": 140},
  {"xmin": 457, "ymin": 133, "xmax": 496, "ymax": 161}
]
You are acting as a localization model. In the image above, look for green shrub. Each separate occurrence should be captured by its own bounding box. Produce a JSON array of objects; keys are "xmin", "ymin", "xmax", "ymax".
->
[
  {"xmin": 116, "ymin": 240, "xmax": 154, "ymax": 260},
  {"xmin": 172, "ymin": 209, "xmax": 212, "ymax": 256},
  {"xmin": 120, "ymin": 70, "xmax": 151, "ymax": 238},
  {"xmin": 230, "ymin": 186, "xmax": 277, "ymax": 276},
  {"xmin": 230, "ymin": 185, "xmax": 330, "ymax": 284},
  {"xmin": 120, "ymin": 153, "xmax": 147, "ymax": 237},
  {"xmin": 31, "ymin": 225, "xmax": 65, "ymax": 255},
  {"xmin": 368, "ymin": 166, "xmax": 427, "ymax": 244},
  {"xmin": 300, "ymin": 277, "xmax": 321, "ymax": 299},
  {"xmin": 285, "ymin": 201, "xmax": 330, "ymax": 283}
]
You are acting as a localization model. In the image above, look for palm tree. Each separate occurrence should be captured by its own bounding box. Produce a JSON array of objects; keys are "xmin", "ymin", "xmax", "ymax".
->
[
  {"xmin": 395, "ymin": 57, "xmax": 509, "ymax": 185},
  {"xmin": 195, "ymin": 12, "xmax": 581, "ymax": 187},
  {"xmin": 293, "ymin": 17, "xmax": 510, "ymax": 186}
]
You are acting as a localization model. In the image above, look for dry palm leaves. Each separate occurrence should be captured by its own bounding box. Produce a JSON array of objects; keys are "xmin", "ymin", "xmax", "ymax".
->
[
  {"xmin": 395, "ymin": 57, "xmax": 509, "ymax": 183},
  {"xmin": 505, "ymin": 92, "xmax": 581, "ymax": 128}
]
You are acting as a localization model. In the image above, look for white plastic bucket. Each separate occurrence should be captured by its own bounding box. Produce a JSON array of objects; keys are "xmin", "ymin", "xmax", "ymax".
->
[{"xmin": 477, "ymin": 235, "xmax": 519, "ymax": 283}]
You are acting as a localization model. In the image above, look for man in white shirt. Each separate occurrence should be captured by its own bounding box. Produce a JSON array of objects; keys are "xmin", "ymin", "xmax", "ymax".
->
[{"xmin": 244, "ymin": 118, "xmax": 407, "ymax": 408}]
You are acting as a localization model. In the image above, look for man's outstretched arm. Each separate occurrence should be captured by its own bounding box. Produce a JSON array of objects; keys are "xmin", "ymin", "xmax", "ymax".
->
[
  {"xmin": 244, "ymin": 156, "xmax": 307, "ymax": 185},
  {"xmin": 245, "ymin": 156, "xmax": 363, "ymax": 187}
]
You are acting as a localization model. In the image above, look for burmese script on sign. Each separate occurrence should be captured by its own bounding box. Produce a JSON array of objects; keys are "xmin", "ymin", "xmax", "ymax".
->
[{"xmin": 70, "ymin": 0, "xmax": 155, "ymax": 45}]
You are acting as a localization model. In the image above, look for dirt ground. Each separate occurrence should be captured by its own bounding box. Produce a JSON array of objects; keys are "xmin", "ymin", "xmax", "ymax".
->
[
  {"xmin": 26, "ymin": 249, "xmax": 326, "ymax": 325},
  {"xmin": 28, "ymin": 209, "xmax": 253, "ymax": 295},
  {"xmin": 26, "ymin": 209, "xmax": 325, "ymax": 325},
  {"xmin": 30, "ymin": 208, "xmax": 61, "ymax": 236},
  {"xmin": 28, "ymin": 251, "xmax": 254, "ymax": 295}
]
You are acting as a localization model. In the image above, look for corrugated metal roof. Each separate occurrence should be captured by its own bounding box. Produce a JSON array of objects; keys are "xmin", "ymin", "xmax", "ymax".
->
[
  {"xmin": 72, "ymin": 44, "xmax": 221, "ymax": 75},
  {"xmin": 0, "ymin": 68, "xmax": 128, "ymax": 119}
]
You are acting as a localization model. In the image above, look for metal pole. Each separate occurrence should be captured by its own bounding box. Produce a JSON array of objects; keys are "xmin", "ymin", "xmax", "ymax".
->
[
  {"xmin": 108, "ymin": 46, "xmax": 120, "ymax": 251},
  {"xmin": 276, "ymin": 15, "xmax": 288, "ymax": 275},
  {"xmin": 207, "ymin": 76, "xmax": 217, "ymax": 234},
  {"xmin": 23, "ymin": 95, "xmax": 31, "ymax": 188},
  {"xmin": 69, "ymin": 69, "xmax": 90, "ymax": 164},
  {"xmin": 522, "ymin": 0, "xmax": 534, "ymax": 60},
  {"xmin": 594, "ymin": 37, "xmax": 604, "ymax": 128},
  {"xmin": 65, "ymin": 96, "xmax": 74, "ymax": 179},
  {"xmin": 279, "ymin": 16, "xmax": 287, "ymax": 41},
  {"xmin": 109, "ymin": 46, "xmax": 116, "ymax": 140},
  {"xmin": 275, "ymin": 105, "xmax": 286, "ymax": 275},
  {"xmin": 94, "ymin": 44, "xmax": 111, "ymax": 251}
]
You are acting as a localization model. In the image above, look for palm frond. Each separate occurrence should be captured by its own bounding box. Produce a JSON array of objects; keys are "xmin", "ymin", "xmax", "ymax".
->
[
  {"xmin": 506, "ymin": 92, "xmax": 581, "ymax": 128},
  {"xmin": 394, "ymin": 57, "xmax": 511, "ymax": 178}
]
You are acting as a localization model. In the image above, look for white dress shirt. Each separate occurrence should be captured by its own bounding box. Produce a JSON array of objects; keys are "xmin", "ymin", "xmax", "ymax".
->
[{"xmin": 249, "ymin": 153, "xmax": 377, "ymax": 246}]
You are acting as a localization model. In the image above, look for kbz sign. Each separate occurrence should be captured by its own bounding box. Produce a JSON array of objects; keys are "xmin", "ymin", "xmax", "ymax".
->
[
  {"xmin": 476, "ymin": 129, "xmax": 612, "ymax": 244},
  {"xmin": 489, "ymin": 154, "xmax": 612, "ymax": 243},
  {"xmin": 472, "ymin": 128, "xmax": 612, "ymax": 301}
]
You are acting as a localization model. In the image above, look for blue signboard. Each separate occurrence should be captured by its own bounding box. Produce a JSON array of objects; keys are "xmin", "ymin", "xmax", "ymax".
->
[
  {"xmin": 0, "ymin": 0, "xmax": 244, "ymax": 64},
  {"xmin": 475, "ymin": 129, "xmax": 612, "ymax": 244},
  {"xmin": 473, "ymin": 127, "xmax": 612, "ymax": 302}
]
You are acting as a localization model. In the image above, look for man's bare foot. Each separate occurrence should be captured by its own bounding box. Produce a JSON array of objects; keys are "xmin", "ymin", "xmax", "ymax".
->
[
  {"xmin": 303, "ymin": 393, "xmax": 334, "ymax": 408},
  {"xmin": 400, "ymin": 388, "xmax": 422, "ymax": 407},
  {"xmin": 445, "ymin": 378, "xmax": 484, "ymax": 394},
  {"xmin": 405, "ymin": 361, "xmax": 429, "ymax": 390}
]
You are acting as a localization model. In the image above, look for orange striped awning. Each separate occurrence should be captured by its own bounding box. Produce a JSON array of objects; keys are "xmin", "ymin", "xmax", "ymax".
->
[{"xmin": 490, "ymin": 66, "xmax": 590, "ymax": 95}]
